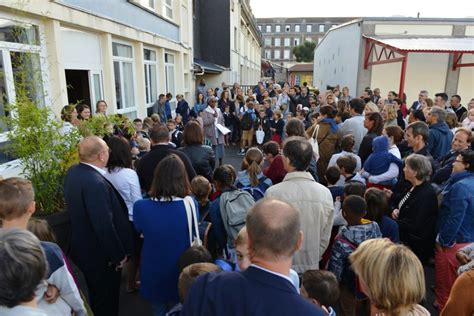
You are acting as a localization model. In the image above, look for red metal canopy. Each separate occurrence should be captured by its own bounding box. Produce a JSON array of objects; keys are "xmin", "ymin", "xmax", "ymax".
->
[{"xmin": 363, "ymin": 35, "xmax": 474, "ymax": 99}]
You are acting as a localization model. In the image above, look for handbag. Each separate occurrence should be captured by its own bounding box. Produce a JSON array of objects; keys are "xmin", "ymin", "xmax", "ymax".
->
[
  {"xmin": 183, "ymin": 196, "xmax": 202, "ymax": 247},
  {"xmin": 256, "ymin": 128, "xmax": 265, "ymax": 144},
  {"xmin": 308, "ymin": 124, "xmax": 320, "ymax": 161}
]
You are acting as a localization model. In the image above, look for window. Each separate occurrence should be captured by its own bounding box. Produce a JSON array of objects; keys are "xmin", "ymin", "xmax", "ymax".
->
[
  {"xmin": 266, "ymin": 25, "xmax": 271, "ymax": 33},
  {"xmin": 144, "ymin": 49, "xmax": 158, "ymax": 106},
  {"xmin": 294, "ymin": 38, "xmax": 300, "ymax": 46},
  {"xmin": 274, "ymin": 38, "xmax": 281, "ymax": 46},
  {"xmin": 319, "ymin": 24, "xmax": 325, "ymax": 32},
  {"xmin": 284, "ymin": 38, "xmax": 290, "ymax": 46},
  {"xmin": 164, "ymin": 52, "xmax": 176, "ymax": 110},
  {"xmin": 285, "ymin": 25, "xmax": 290, "ymax": 32},
  {"xmin": 137, "ymin": 0, "xmax": 155, "ymax": 8},
  {"xmin": 264, "ymin": 38, "xmax": 271, "ymax": 46},
  {"xmin": 112, "ymin": 42, "xmax": 136, "ymax": 115},
  {"xmin": 258, "ymin": 25, "xmax": 262, "ymax": 31},
  {"xmin": 295, "ymin": 24, "xmax": 300, "ymax": 32},
  {"xmin": 283, "ymin": 49, "xmax": 290, "ymax": 59},
  {"xmin": 306, "ymin": 24, "xmax": 312, "ymax": 32},
  {"xmin": 163, "ymin": 0, "xmax": 173, "ymax": 19},
  {"xmin": 264, "ymin": 50, "xmax": 271, "ymax": 59},
  {"xmin": 275, "ymin": 25, "xmax": 281, "ymax": 32},
  {"xmin": 274, "ymin": 50, "xmax": 280, "ymax": 59}
]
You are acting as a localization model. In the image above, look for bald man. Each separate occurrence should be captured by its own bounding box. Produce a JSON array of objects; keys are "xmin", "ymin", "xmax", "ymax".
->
[
  {"xmin": 183, "ymin": 198, "xmax": 326, "ymax": 316},
  {"xmin": 64, "ymin": 136, "xmax": 133, "ymax": 316}
]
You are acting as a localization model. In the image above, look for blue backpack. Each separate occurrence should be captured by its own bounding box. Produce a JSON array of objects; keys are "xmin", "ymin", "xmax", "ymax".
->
[{"xmin": 240, "ymin": 178, "xmax": 271, "ymax": 202}]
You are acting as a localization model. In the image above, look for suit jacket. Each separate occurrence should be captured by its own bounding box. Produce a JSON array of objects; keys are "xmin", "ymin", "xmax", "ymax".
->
[
  {"xmin": 182, "ymin": 266, "xmax": 325, "ymax": 316},
  {"xmin": 63, "ymin": 163, "xmax": 133, "ymax": 270},
  {"xmin": 136, "ymin": 144, "xmax": 196, "ymax": 192}
]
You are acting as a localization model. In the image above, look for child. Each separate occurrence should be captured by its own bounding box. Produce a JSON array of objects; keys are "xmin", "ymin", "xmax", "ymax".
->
[
  {"xmin": 263, "ymin": 98, "xmax": 273, "ymax": 120},
  {"xmin": 328, "ymin": 195, "xmax": 381, "ymax": 316},
  {"xmin": 167, "ymin": 119, "xmax": 183, "ymax": 148},
  {"xmin": 364, "ymin": 188, "xmax": 400, "ymax": 243},
  {"xmin": 462, "ymin": 108, "xmax": 474, "ymax": 130},
  {"xmin": 255, "ymin": 109, "xmax": 272, "ymax": 145},
  {"xmin": 262, "ymin": 141, "xmax": 287, "ymax": 185},
  {"xmin": 235, "ymin": 147, "xmax": 273, "ymax": 201},
  {"xmin": 175, "ymin": 114, "xmax": 184, "ymax": 131},
  {"xmin": 235, "ymin": 227, "xmax": 300, "ymax": 292},
  {"xmin": 191, "ymin": 176, "xmax": 212, "ymax": 222},
  {"xmin": 239, "ymin": 98, "xmax": 257, "ymax": 155},
  {"xmin": 301, "ymin": 270, "xmax": 340, "ymax": 316},
  {"xmin": 223, "ymin": 105, "xmax": 232, "ymax": 146},
  {"xmin": 360, "ymin": 136, "xmax": 402, "ymax": 187},
  {"xmin": 136, "ymin": 135, "xmax": 151, "ymax": 157},
  {"xmin": 325, "ymin": 166, "xmax": 344, "ymax": 202},
  {"xmin": 0, "ymin": 178, "xmax": 86, "ymax": 316},
  {"xmin": 336, "ymin": 155, "xmax": 366, "ymax": 185},
  {"xmin": 270, "ymin": 109, "xmax": 284, "ymax": 145}
]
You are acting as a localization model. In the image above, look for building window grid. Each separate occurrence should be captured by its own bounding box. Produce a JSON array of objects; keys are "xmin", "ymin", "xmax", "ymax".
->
[
  {"xmin": 283, "ymin": 49, "xmax": 290, "ymax": 59},
  {"xmin": 306, "ymin": 24, "xmax": 312, "ymax": 32},
  {"xmin": 285, "ymin": 25, "xmax": 290, "ymax": 32},
  {"xmin": 266, "ymin": 25, "xmax": 271, "ymax": 33},
  {"xmin": 163, "ymin": 0, "xmax": 173, "ymax": 19},
  {"xmin": 294, "ymin": 24, "xmax": 300, "ymax": 32},
  {"xmin": 275, "ymin": 25, "xmax": 281, "ymax": 32},
  {"xmin": 112, "ymin": 42, "xmax": 136, "ymax": 115},
  {"xmin": 274, "ymin": 50, "xmax": 280, "ymax": 59},
  {"xmin": 164, "ymin": 52, "xmax": 176, "ymax": 110},
  {"xmin": 274, "ymin": 38, "xmax": 281, "ymax": 46},
  {"xmin": 318, "ymin": 24, "xmax": 325, "ymax": 32},
  {"xmin": 144, "ymin": 48, "xmax": 158, "ymax": 106},
  {"xmin": 284, "ymin": 38, "xmax": 290, "ymax": 47}
]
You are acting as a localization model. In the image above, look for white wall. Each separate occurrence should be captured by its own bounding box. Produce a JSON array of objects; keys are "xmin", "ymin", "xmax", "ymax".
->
[
  {"xmin": 457, "ymin": 53, "xmax": 474, "ymax": 101},
  {"xmin": 374, "ymin": 24, "xmax": 453, "ymax": 36},
  {"xmin": 313, "ymin": 22, "xmax": 361, "ymax": 94},
  {"xmin": 370, "ymin": 53, "xmax": 449, "ymax": 104}
]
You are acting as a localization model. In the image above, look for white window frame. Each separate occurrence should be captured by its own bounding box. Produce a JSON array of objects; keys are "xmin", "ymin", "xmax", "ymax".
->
[
  {"xmin": 143, "ymin": 47, "xmax": 158, "ymax": 108},
  {"xmin": 306, "ymin": 24, "xmax": 312, "ymax": 32},
  {"xmin": 264, "ymin": 50, "xmax": 271, "ymax": 59},
  {"xmin": 319, "ymin": 24, "xmax": 325, "ymax": 32},
  {"xmin": 89, "ymin": 70, "xmax": 104, "ymax": 107},
  {"xmin": 112, "ymin": 41, "xmax": 137, "ymax": 117},
  {"xmin": 294, "ymin": 38, "xmax": 300, "ymax": 46},
  {"xmin": 295, "ymin": 24, "xmax": 300, "ymax": 32},
  {"xmin": 283, "ymin": 49, "xmax": 290, "ymax": 59},
  {"xmin": 285, "ymin": 25, "xmax": 290, "ymax": 32},
  {"xmin": 274, "ymin": 50, "xmax": 280, "ymax": 59},
  {"xmin": 164, "ymin": 51, "xmax": 176, "ymax": 112},
  {"xmin": 274, "ymin": 38, "xmax": 281, "ymax": 47},
  {"xmin": 258, "ymin": 25, "xmax": 262, "ymax": 31},
  {"xmin": 162, "ymin": 0, "xmax": 173, "ymax": 19},
  {"xmin": 284, "ymin": 38, "xmax": 290, "ymax": 47},
  {"xmin": 264, "ymin": 38, "xmax": 271, "ymax": 46},
  {"xmin": 266, "ymin": 25, "xmax": 271, "ymax": 33},
  {"xmin": 275, "ymin": 25, "xmax": 281, "ymax": 33}
]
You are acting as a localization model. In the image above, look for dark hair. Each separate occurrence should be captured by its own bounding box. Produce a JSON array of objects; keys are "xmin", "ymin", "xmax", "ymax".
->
[
  {"xmin": 95, "ymin": 100, "xmax": 107, "ymax": 113},
  {"xmin": 393, "ymin": 98, "xmax": 403, "ymax": 106},
  {"xmin": 262, "ymin": 141, "xmax": 280, "ymax": 157},
  {"xmin": 389, "ymin": 91, "xmax": 398, "ymax": 97},
  {"xmin": 149, "ymin": 154, "xmax": 190, "ymax": 199},
  {"xmin": 178, "ymin": 263, "xmax": 220, "ymax": 303},
  {"xmin": 302, "ymin": 270, "xmax": 340, "ymax": 308},
  {"xmin": 285, "ymin": 118, "xmax": 305, "ymax": 137},
  {"xmin": 133, "ymin": 118, "xmax": 142, "ymax": 123},
  {"xmin": 241, "ymin": 148, "xmax": 264, "ymax": 187},
  {"xmin": 365, "ymin": 112, "xmax": 384, "ymax": 135},
  {"xmin": 196, "ymin": 92, "xmax": 205, "ymax": 103},
  {"xmin": 183, "ymin": 121, "xmax": 204, "ymax": 145},
  {"xmin": 320, "ymin": 105, "xmax": 336, "ymax": 119},
  {"xmin": 343, "ymin": 195, "xmax": 367, "ymax": 216},
  {"xmin": 435, "ymin": 92, "xmax": 448, "ymax": 102},
  {"xmin": 166, "ymin": 93, "xmax": 173, "ymax": 99},
  {"xmin": 76, "ymin": 104, "xmax": 90, "ymax": 119},
  {"xmin": 409, "ymin": 109, "xmax": 426, "ymax": 122},
  {"xmin": 364, "ymin": 188, "xmax": 389, "ymax": 224},
  {"xmin": 460, "ymin": 149, "xmax": 474, "ymax": 172},
  {"xmin": 349, "ymin": 98, "xmax": 365, "ymax": 114},
  {"xmin": 344, "ymin": 181, "xmax": 366, "ymax": 197},
  {"xmin": 451, "ymin": 94, "xmax": 461, "ymax": 102},
  {"xmin": 407, "ymin": 121, "xmax": 429, "ymax": 142},
  {"xmin": 341, "ymin": 134, "xmax": 355, "ymax": 152},
  {"xmin": 159, "ymin": 93, "xmax": 165, "ymax": 99},
  {"xmin": 325, "ymin": 166, "xmax": 340, "ymax": 185},
  {"xmin": 27, "ymin": 218, "xmax": 57, "ymax": 243},
  {"xmin": 106, "ymin": 136, "xmax": 132, "ymax": 172},
  {"xmin": 336, "ymin": 155, "xmax": 357, "ymax": 174},
  {"xmin": 178, "ymin": 246, "xmax": 213, "ymax": 272},
  {"xmin": 384, "ymin": 125, "xmax": 404, "ymax": 144},
  {"xmin": 0, "ymin": 229, "xmax": 47, "ymax": 308},
  {"xmin": 213, "ymin": 166, "xmax": 236, "ymax": 190},
  {"xmin": 149, "ymin": 124, "xmax": 170, "ymax": 143},
  {"xmin": 283, "ymin": 137, "xmax": 313, "ymax": 171}
]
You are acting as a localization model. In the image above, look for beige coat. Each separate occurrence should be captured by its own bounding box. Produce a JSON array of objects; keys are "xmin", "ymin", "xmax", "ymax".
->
[{"xmin": 265, "ymin": 171, "xmax": 334, "ymax": 273}]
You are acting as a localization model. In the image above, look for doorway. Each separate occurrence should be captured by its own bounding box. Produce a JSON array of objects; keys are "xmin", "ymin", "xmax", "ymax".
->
[{"xmin": 65, "ymin": 69, "xmax": 91, "ymax": 106}]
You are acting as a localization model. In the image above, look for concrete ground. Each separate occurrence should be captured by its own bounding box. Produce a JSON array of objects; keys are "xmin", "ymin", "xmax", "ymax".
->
[{"xmin": 118, "ymin": 145, "xmax": 439, "ymax": 316}]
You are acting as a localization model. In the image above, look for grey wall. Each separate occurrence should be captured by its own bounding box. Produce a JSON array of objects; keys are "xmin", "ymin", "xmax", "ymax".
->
[
  {"xmin": 197, "ymin": 0, "xmax": 230, "ymax": 67},
  {"xmin": 61, "ymin": 0, "xmax": 180, "ymax": 42}
]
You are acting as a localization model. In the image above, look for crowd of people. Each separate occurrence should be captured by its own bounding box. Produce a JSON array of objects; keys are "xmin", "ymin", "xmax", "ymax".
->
[{"xmin": 0, "ymin": 79, "xmax": 473, "ymax": 316}]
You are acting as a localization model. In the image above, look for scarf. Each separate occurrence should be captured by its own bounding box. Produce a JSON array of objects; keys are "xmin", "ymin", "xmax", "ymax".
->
[{"xmin": 321, "ymin": 118, "xmax": 339, "ymax": 133}]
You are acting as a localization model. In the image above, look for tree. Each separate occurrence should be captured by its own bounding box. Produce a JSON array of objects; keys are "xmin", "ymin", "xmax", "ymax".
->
[{"xmin": 292, "ymin": 41, "xmax": 317, "ymax": 62}]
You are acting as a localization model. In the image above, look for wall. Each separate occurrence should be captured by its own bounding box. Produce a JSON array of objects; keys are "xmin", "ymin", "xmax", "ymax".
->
[
  {"xmin": 457, "ymin": 53, "xmax": 474, "ymax": 101},
  {"xmin": 313, "ymin": 22, "xmax": 361, "ymax": 94},
  {"xmin": 374, "ymin": 24, "xmax": 453, "ymax": 36}
]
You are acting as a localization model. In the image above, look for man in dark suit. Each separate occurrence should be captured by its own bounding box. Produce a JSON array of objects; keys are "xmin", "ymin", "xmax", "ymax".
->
[
  {"xmin": 182, "ymin": 198, "xmax": 325, "ymax": 316},
  {"xmin": 64, "ymin": 136, "xmax": 133, "ymax": 316},
  {"xmin": 136, "ymin": 124, "xmax": 196, "ymax": 192}
]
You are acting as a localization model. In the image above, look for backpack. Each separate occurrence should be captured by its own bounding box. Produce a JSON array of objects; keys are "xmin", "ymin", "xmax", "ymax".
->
[
  {"xmin": 240, "ymin": 178, "xmax": 270, "ymax": 201},
  {"xmin": 241, "ymin": 112, "xmax": 254, "ymax": 130},
  {"xmin": 219, "ymin": 190, "xmax": 255, "ymax": 243}
]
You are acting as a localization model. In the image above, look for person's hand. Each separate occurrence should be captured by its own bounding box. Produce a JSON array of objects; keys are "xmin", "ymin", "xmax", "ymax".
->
[
  {"xmin": 391, "ymin": 208, "xmax": 400, "ymax": 220},
  {"xmin": 383, "ymin": 188, "xmax": 393, "ymax": 199},
  {"xmin": 116, "ymin": 256, "xmax": 128, "ymax": 271},
  {"xmin": 456, "ymin": 251, "xmax": 471, "ymax": 265},
  {"xmin": 44, "ymin": 284, "xmax": 60, "ymax": 304}
]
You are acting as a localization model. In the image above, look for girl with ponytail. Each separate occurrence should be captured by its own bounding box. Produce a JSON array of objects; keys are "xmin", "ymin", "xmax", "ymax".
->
[{"xmin": 235, "ymin": 148, "xmax": 273, "ymax": 200}]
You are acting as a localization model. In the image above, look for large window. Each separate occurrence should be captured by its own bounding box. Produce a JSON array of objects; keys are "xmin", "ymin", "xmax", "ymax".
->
[
  {"xmin": 266, "ymin": 25, "xmax": 271, "ymax": 33},
  {"xmin": 295, "ymin": 24, "xmax": 300, "ymax": 32},
  {"xmin": 294, "ymin": 38, "xmax": 300, "ymax": 46},
  {"xmin": 274, "ymin": 38, "xmax": 281, "ymax": 46},
  {"xmin": 274, "ymin": 50, "xmax": 280, "ymax": 59},
  {"xmin": 162, "ymin": 0, "xmax": 173, "ymax": 19},
  {"xmin": 319, "ymin": 24, "xmax": 325, "ymax": 32},
  {"xmin": 264, "ymin": 38, "xmax": 271, "ymax": 46},
  {"xmin": 264, "ymin": 50, "xmax": 271, "ymax": 59},
  {"xmin": 283, "ymin": 49, "xmax": 290, "ymax": 59},
  {"xmin": 275, "ymin": 25, "xmax": 281, "ymax": 32},
  {"xmin": 284, "ymin": 38, "xmax": 290, "ymax": 46},
  {"xmin": 164, "ymin": 52, "xmax": 176, "ymax": 111},
  {"xmin": 112, "ymin": 42, "xmax": 136, "ymax": 117},
  {"xmin": 144, "ymin": 48, "xmax": 158, "ymax": 106},
  {"xmin": 285, "ymin": 25, "xmax": 290, "ymax": 32},
  {"xmin": 306, "ymin": 24, "xmax": 312, "ymax": 32}
]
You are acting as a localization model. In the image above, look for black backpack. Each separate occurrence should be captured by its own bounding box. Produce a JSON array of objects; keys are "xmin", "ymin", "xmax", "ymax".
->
[{"xmin": 241, "ymin": 112, "xmax": 254, "ymax": 130}]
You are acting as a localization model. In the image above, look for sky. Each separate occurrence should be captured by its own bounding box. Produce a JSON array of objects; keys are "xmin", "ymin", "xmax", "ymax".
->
[{"xmin": 248, "ymin": 0, "xmax": 474, "ymax": 19}]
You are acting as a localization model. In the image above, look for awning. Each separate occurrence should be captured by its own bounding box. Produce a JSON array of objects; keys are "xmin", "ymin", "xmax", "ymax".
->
[
  {"xmin": 363, "ymin": 36, "xmax": 474, "ymax": 53},
  {"xmin": 193, "ymin": 58, "xmax": 225, "ymax": 74}
]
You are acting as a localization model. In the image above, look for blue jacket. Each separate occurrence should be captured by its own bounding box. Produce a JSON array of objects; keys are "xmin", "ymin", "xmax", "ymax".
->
[
  {"xmin": 363, "ymin": 136, "xmax": 402, "ymax": 176},
  {"xmin": 176, "ymin": 99, "xmax": 194, "ymax": 124},
  {"xmin": 437, "ymin": 171, "xmax": 474, "ymax": 246},
  {"xmin": 428, "ymin": 122, "xmax": 453, "ymax": 160},
  {"xmin": 182, "ymin": 266, "xmax": 325, "ymax": 316},
  {"xmin": 165, "ymin": 100, "xmax": 172, "ymax": 120}
]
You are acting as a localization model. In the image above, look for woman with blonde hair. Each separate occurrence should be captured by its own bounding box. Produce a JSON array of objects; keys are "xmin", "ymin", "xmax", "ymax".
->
[
  {"xmin": 350, "ymin": 238, "xmax": 430, "ymax": 316},
  {"xmin": 235, "ymin": 147, "xmax": 272, "ymax": 200},
  {"xmin": 382, "ymin": 104, "xmax": 398, "ymax": 128}
]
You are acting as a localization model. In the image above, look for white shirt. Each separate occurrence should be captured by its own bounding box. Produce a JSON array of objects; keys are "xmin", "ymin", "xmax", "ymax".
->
[
  {"xmin": 81, "ymin": 162, "xmax": 106, "ymax": 175},
  {"xmin": 104, "ymin": 168, "xmax": 142, "ymax": 221},
  {"xmin": 0, "ymin": 306, "xmax": 47, "ymax": 316},
  {"xmin": 250, "ymin": 264, "xmax": 297, "ymax": 290}
]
